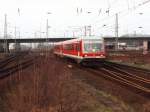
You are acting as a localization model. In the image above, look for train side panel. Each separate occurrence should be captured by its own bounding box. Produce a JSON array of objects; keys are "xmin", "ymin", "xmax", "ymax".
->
[{"xmin": 62, "ymin": 40, "xmax": 83, "ymax": 60}]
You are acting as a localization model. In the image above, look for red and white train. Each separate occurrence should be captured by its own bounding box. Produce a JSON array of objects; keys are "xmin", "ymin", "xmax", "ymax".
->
[{"xmin": 54, "ymin": 37, "xmax": 106, "ymax": 64}]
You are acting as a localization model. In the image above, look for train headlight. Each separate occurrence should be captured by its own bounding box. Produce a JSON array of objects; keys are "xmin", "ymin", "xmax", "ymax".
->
[
  {"xmin": 84, "ymin": 54, "xmax": 87, "ymax": 57},
  {"xmin": 92, "ymin": 49, "xmax": 96, "ymax": 52}
]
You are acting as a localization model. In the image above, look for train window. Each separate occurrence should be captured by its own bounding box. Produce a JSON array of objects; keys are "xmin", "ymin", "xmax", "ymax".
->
[
  {"xmin": 64, "ymin": 44, "xmax": 74, "ymax": 50},
  {"xmin": 84, "ymin": 43, "xmax": 102, "ymax": 53},
  {"xmin": 76, "ymin": 43, "xmax": 80, "ymax": 51}
]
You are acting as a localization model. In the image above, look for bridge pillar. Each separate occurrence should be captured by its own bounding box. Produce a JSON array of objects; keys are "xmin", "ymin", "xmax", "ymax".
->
[
  {"xmin": 4, "ymin": 42, "xmax": 9, "ymax": 53},
  {"xmin": 15, "ymin": 43, "xmax": 21, "ymax": 51}
]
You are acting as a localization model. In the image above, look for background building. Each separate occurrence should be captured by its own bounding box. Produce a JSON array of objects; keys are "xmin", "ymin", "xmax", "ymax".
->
[{"xmin": 104, "ymin": 35, "xmax": 150, "ymax": 51}]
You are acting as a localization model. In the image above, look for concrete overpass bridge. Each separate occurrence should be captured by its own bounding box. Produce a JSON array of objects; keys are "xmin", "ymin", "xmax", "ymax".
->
[{"xmin": 0, "ymin": 38, "xmax": 74, "ymax": 52}]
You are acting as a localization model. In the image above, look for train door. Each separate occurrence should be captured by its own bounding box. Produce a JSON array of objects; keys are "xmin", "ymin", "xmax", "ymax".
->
[{"xmin": 76, "ymin": 42, "xmax": 81, "ymax": 56}]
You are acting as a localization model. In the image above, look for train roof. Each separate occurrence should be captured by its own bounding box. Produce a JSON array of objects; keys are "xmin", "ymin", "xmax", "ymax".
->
[{"xmin": 54, "ymin": 36, "xmax": 102, "ymax": 45}]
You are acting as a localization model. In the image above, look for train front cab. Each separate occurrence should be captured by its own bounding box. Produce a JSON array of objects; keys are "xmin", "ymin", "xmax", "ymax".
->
[{"xmin": 79, "ymin": 38, "xmax": 106, "ymax": 65}]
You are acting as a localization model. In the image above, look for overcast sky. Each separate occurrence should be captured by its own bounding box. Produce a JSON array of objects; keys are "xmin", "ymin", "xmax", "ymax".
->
[{"xmin": 0, "ymin": 0, "xmax": 150, "ymax": 38}]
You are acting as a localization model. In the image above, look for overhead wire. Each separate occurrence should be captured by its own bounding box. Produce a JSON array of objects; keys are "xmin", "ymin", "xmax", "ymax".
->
[
  {"xmin": 92, "ymin": 0, "xmax": 150, "ymax": 26},
  {"xmin": 91, "ymin": 0, "xmax": 150, "ymax": 34},
  {"xmin": 72, "ymin": 0, "xmax": 150, "ymax": 37}
]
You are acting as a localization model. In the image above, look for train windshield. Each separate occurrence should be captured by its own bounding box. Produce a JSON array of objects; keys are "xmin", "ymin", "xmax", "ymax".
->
[{"xmin": 83, "ymin": 39, "xmax": 103, "ymax": 53}]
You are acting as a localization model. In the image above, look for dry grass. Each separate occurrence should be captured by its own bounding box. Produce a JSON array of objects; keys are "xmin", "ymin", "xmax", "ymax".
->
[
  {"xmin": 0, "ymin": 54, "xmax": 85, "ymax": 112},
  {"xmin": 0, "ymin": 52, "xmax": 149, "ymax": 112}
]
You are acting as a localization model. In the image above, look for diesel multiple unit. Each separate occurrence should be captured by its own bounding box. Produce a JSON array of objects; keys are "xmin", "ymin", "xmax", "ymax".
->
[{"xmin": 54, "ymin": 37, "xmax": 106, "ymax": 63}]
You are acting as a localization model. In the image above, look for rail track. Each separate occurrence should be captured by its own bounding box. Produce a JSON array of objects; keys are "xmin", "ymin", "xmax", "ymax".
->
[
  {"xmin": 76, "ymin": 61, "xmax": 150, "ymax": 97},
  {"xmin": 0, "ymin": 55, "xmax": 18, "ymax": 69},
  {"xmin": 0, "ymin": 52, "xmax": 29, "ymax": 68},
  {"xmin": 0, "ymin": 52, "xmax": 34, "ymax": 79},
  {"xmin": 105, "ymin": 61, "xmax": 150, "ymax": 77}
]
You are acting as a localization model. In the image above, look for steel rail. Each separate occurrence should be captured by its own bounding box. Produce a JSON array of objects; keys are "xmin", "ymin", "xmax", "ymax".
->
[
  {"xmin": 86, "ymin": 68, "xmax": 150, "ymax": 93},
  {"xmin": 106, "ymin": 61, "xmax": 150, "ymax": 74},
  {"xmin": 0, "ymin": 59, "xmax": 33, "ymax": 79},
  {"xmin": 101, "ymin": 68, "xmax": 150, "ymax": 93},
  {"xmin": 103, "ymin": 63, "xmax": 150, "ymax": 84}
]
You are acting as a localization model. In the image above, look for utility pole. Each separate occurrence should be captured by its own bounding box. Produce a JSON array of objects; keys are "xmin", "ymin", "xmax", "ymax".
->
[
  {"xmin": 84, "ymin": 26, "xmax": 87, "ymax": 36},
  {"xmin": 46, "ymin": 19, "xmax": 49, "ymax": 52},
  {"xmin": 115, "ymin": 13, "xmax": 118, "ymax": 50},
  {"xmin": 14, "ymin": 26, "xmax": 17, "ymax": 51},
  {"xmin": 46, "ymin": 19, "xmax": 49, "ymax": 41},
  {"xmin": 14, "ymin": 26, "xmax": 17, "ymax": 39},
  {"xmin": 40, "ymin": 25, "xmax": 42, "ymax": 38},
  {"xmin": 45, "ymin": 12, "xmax": 51, "ymax": 54},
  {"xmin": 45, "ymin": 18, "xmax": 50, "ymax": 57},
  {"xmin": 4, "ymin": 14, "xmax": 8, "ymax": 53},
  {"xmin": 88, "ymin": 25, "xmax": 92, "ymax": 36}
]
